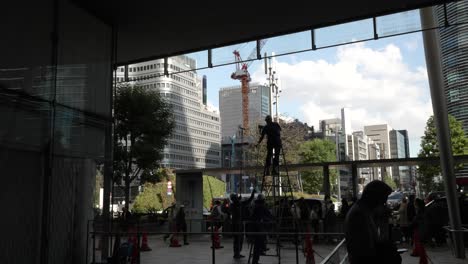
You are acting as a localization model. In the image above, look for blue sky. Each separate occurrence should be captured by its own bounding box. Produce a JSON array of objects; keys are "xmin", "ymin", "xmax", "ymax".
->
[{"xmin": 195, "ymin": 12, "xmax": 432, "ymax": 157}]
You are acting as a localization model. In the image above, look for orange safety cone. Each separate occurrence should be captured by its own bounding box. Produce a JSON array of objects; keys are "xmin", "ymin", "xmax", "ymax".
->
[
  {"xmin": 170, "ymin": 229, "xmax": 182, "ymax": 247},
  {"xmin": 140, "ymin": 233, "xmax": 152, "ymax": 251},
  {"xmin": 411, "ymin": 231, "xmax": 422, "ymax": 257},
  {"xmin": 128, "ymin": 231, "xmax": 139, "ymax": 264},
  {"xmin": 211, "ymin": 226, "xmax": 224, "ymax": 249},
  {"xmin": 419, "ymin": 243, "xmax": 428, "ymax": 264},
  {"xmin": 305, "ymin": 227, "xmax": 315, "ymax": 264}
]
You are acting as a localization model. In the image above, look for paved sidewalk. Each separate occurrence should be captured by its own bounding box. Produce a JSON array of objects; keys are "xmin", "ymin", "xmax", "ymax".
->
[
  {"xmin": 399, "ymin": 244, "xmax": 467, "ymax": 264},
  {"xmin": 139, "ymin": 234, "xmax": 336, "ymax": 264},
  {"xmin": 101, "ymin": 234, "xmax": 467, "ymax": 264}
]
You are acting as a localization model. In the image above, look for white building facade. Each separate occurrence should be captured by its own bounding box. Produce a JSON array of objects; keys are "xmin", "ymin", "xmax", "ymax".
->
[{"xmin": 116, "ymin": 56, "xmax": 221, "ymax": 169}]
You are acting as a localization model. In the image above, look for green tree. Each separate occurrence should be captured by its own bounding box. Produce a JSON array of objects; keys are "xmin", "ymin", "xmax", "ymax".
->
[
  {"xmin": 298, "ymin": 139, "xmax": 338, "ymax": 194},
  {"xmin": 132, "ymin": 182, "xmax": 175, "ymax": 213},
  {"xmin": 203, "ymin": 175, "xmax": 226, "ymax": 209},
  {"xmin": 114, "ymin": 84, "xmax": 175, "ymax": 208},
  {"xmin": 417, "ymin": 115, "xmax": 468, "ymax": 194},
  {"xmin": 133, "ymin": 175, "xmax": 226, "ymax": 213},
  {"xmin": 247, "ymin": 118, "xmax": 311, "ymax": 166},
  {"xmin": 140, "ymin": 168, "xmax": 174, "ymax": 184}
]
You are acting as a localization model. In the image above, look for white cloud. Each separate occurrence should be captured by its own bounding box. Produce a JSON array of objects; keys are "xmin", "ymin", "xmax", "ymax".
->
[{"xmin": 251, "ymin": 42, "xmax": 432, "ymax": 156}]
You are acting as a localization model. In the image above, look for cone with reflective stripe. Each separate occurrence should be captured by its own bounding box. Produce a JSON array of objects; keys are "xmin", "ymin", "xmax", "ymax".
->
[{"xmin": 140, "ymin": 233, "xmax": 152, "ymax": 251}]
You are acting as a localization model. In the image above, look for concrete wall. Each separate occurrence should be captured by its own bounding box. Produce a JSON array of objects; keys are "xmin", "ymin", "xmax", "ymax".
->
[{"xmin": 176, "ymin": 172, "xmax": 204, "ymax": 232}]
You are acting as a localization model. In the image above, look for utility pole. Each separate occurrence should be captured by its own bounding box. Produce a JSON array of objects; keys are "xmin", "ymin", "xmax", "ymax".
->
[{"xmin": 266, "ymin": 54, "xmax": 280, "ymax": 122}]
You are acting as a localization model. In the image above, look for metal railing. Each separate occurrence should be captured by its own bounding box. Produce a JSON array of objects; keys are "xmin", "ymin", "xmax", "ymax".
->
[
  {"xmin": 319, "ymin": 238, "xmax": 348, "ymax": 264},
  {"xmin": 87, "ymin": 218, "xmax": 345, "ymax": 264},
  {"xmin": 443, "ymin": 225, "xmax": 468, "ymax": 258}
]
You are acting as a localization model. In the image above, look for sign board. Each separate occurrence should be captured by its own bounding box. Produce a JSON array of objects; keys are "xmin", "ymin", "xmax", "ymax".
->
[{"xmin": 167, "ymin": 181, "xmax": 172, "ymax": 195}]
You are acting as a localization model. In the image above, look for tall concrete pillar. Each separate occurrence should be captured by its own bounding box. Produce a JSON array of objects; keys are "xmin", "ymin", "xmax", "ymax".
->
[{"xmin": 420, "ymin": 7, "xmax": 465, "ymax": 258}]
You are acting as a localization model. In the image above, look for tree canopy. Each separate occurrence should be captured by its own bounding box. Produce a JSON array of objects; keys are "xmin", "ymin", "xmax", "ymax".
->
[
  {"xmin": 114, "ymin": 84, "xmax": 175, "ymax": 207},
  {"xmin": 417, "ymin": 115, "xmax": 468, "ymax": 194},
  {"xmin": 298, "ymin": 139, "xmax": 338, "ymax": 194}
]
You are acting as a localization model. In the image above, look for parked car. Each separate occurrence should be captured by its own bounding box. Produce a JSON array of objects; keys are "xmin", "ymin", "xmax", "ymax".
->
[
  {"xmin": 424, "ymin": 191, "xmax": 445, "ymax": 204},
  {"xmin": 387, "ymin": 191, "xmax": 404, "ymax": 210}
]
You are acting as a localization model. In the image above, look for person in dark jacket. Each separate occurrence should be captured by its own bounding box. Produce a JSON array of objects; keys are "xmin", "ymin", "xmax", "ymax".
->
[
  {"xmin": 258, "ymin": 115, "xmax": 282, "ymax": 175},
  {"xmin": 176, "ymin": 205, "xmax": 189, "ymax": 245},
  {"xmin": 340, "ymin": 198, "xmax": 350, "ymax": 218},
  {"xmin": 230, "ymin": 190, "xmax": 255, "ymax": 259},
  {"xmin": 406, "ymin": 194, "xmax": 416, "ymax": 244},
  {"xmin": 345, "ymin": 180, "xmax": 401, "ymax": 264},
  {"xmin": 251, "ymin": 194, "xmax": 274, "ymax": 264},
  {"xmin": 221, "ymin": 198, "xmax": 232, "ymax": 237},
  {"xmin": 410, "ymin": 199, "xmax": 426, "ymax": 256}
]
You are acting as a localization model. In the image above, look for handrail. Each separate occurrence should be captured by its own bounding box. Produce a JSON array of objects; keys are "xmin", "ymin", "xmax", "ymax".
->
[
  {"xmin": 173, "ymin": 155, "xmax": 468, "ymax": 174},
  {"xmin": 319, "ymin": 238, "xmax": 347, "ymax": 264}
]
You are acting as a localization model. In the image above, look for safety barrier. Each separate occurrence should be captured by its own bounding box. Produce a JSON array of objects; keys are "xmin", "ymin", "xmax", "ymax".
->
[{"xmin": 87, "ymin": 218, "xmax": 346, "ymax": 264}]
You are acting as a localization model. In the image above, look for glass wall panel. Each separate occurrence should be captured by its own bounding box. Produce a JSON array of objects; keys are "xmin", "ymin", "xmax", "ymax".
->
[
  {"xmin": 315, "ymin": 19, "xmax": 374, "ymax": 48},
  {"xmin": 47, "ymin": 1, "xmax": 112, "ymax": 263},
  {"xmin": 376, "ymin": 10, "xmax": 422, "ymax": 37},
  {"xmin": 263, "ymin": 31, "xmax": 311, "ymax": 56},
  {"xmin": 1, "ymin": 1, "xmax": 112, "ymax": 263},
  {"xmin": 212, "ymin": 41, "xmax": 256, "ymax": 66},
  {"xmin": 0, "ymin": 2, "xmax": 54, "ymax": 264}
]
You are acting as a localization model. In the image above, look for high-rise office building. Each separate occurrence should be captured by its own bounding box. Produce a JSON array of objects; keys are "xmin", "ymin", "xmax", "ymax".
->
[
  {"xmin": 219, "ymin": 83, "xmax": 270, "ymax": 194},
  {"xmin": 364, "ymin": 124, "xmax": 393, "ymax": 179},
  {"xmin": 219, "ymin": 83, "xmax": 270, "ymax": 140},
  {"xmin": 436, "ymin": 2, "xmax": 468, "ymax": 178},
  {"xmin": 390, "ymin": 130, "xmax": 411, "ymax": 189},
  {"xmin": 116, "ymin": 56, "xmax": 221, "ymax": 169}
]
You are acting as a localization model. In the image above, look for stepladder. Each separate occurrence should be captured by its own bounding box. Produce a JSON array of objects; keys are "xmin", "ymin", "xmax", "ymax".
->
[{"xmin": 248, "ymin": 146, "xmax": 301, "ymax": 264}]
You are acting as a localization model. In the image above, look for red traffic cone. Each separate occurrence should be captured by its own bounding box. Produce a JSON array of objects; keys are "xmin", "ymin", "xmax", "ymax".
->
[
  {"xmin": 305, "ymin": 227, "xmax": 315, "ymax": 264},
  {"xmin": 411, "ymin": 231, "xmax": 421, "ymax": 257},
  {"xmin": 419, "ymin": 243, "xmax": 428, "ymax": 264},
  {"xmin": 211, "ymin": 226, "xmax": 224, "ymax": 249},
  {"xmin": 170, "ymin": 231, "xmax": 182, "ymax": 247},
  {"xmin": 140, "ymin": 233, "xmax": 152, "ymax": 251}
]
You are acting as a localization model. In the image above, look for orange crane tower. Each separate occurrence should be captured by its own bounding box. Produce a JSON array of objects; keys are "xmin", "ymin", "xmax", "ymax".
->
[{"xmin": 230, "ymin": 40, "xmax": 267, "ymax": 135}]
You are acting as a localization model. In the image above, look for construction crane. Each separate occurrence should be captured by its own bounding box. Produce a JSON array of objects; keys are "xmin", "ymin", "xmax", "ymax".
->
[{"xmin": 231, "ymin": 40, "xmax": 267, "ymax": 134}]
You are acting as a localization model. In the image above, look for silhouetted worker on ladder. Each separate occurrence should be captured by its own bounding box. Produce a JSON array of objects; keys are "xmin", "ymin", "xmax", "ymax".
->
[{"xmin": 257, "ymin": 115, "xmax": 282, "ymax": 175}]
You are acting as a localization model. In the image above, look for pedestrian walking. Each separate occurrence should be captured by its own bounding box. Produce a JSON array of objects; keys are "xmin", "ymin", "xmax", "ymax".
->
[
  {"xmin": 251, "ymin": 194, "xmax": 274, "ymax": 264},
  {"xmin": 396, "ymin": 198, "xmax": 409, "ymax": 243},
  {"xmin": 176, "ymin": 204, "xmax": 189, "ymax": 245},
  {"xmin": 345, "ymin": 180, "xmax": 401, "ymax": 264},
  {"xmin": 211, "ymin": 200, "xmax": 224, "ymax": 229},
  {"xmin": 410, "ymin": 199, "xmax": 426, "ymax": 257},
  {"xmin": 163, "ymin": 202, "xmax": 177, "ymax": 242},
  {"xmin": 230, "ymin": 190, "xmax": 255, "ymax": 259}
]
